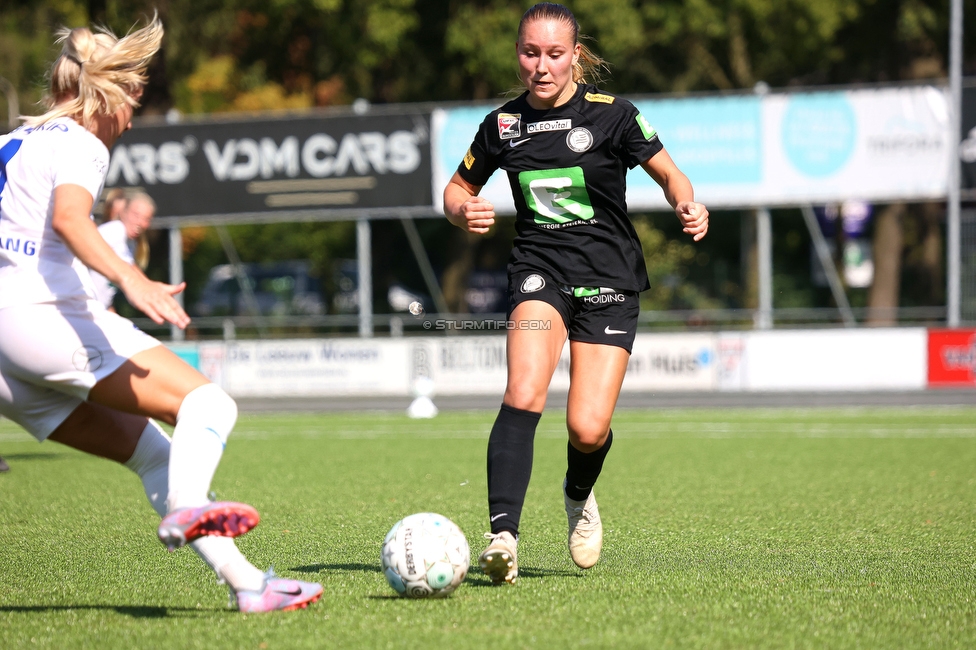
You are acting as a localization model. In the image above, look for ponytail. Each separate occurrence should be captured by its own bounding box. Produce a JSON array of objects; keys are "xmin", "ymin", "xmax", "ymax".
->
[
  {"xmin": 573, "ymin": 42, "xmax": 608, "ymax": 85},
  {"xmin": 24, "ymin": 13, "xmax": 163, "ymax": 129}
]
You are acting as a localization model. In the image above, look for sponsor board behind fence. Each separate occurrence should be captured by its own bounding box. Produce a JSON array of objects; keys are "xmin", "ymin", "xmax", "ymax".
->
[
  {"xmin": 411, "ymin": 334, "xmax": 717, "ymax": 395},
  {"xmin": 432, "ymin": 86, "xmax": 949, "ymax": 213},
  {"xmin": 735, "ymin": 328, "xmax": 927, "ymax": 391},
  {"xmin": 208, "ymin": 338, "xmax": 409, "ymax": 396},
  {"xmin": 186, "ymin": 329, "xmax": 929, "ymax": 398},
  {"xmin": 928, "ymin": 329, "xmax": 976, "ymax": 387},
  {"xmin": 196, "ymin": 333, "xmax": 718, "ymax": 397},
  {"xmin": 111, "ymin": 110, "xmax": 432, "ymax": 223}
]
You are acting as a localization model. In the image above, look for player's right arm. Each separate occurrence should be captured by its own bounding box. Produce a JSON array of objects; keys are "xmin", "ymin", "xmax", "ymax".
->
[
  {"xmin": 51, "ymin": 184, "xmax": 190, "ymax": 328},
  {"xmin": 443, "ymin": 172, "xmax": 495, "ymax": 234}
]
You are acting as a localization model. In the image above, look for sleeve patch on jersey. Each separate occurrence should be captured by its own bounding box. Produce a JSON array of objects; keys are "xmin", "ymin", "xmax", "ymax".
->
[
  {"xmin": 636, "ymin": 113, "xmax": 657, "ymax": 140},
  {"xmin": 463, "ymin": 148, "xmax": 476, "ymax": 170},
  {"xmin": 497, "ymin": 113, "xmax": 521, "ymax": 139},
  {"xmin": 584, "ymin": 92, "xmax": 615, "ymax": 104}
]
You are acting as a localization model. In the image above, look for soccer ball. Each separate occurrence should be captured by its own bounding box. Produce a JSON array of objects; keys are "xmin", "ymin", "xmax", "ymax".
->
[{"xmin": 381, "ymin": 512, "xmax": 470, "ymax": 598}]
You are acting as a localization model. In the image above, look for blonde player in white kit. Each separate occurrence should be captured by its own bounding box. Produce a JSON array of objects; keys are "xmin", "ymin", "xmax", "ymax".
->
[
  {"xmin": 0, "ymin": 15, "xmax": 322, "ymax": 613},
  {"xmin": 89, "ymin": 191, "xmax": 155, "ymax": 310}
]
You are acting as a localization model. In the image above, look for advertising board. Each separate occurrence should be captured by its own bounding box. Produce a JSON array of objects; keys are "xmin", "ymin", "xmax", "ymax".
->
[
  {"xmin": 738, "ymin": 329, "xmax": 927, "ymax": 391},
  {"xmin": 432, "ymin": 86, "xmax": 949, "ymax": 212},
  {"xmin": 928, "ymin": 329, "xmax": 976, "ymax": 387},
  {"xmin": 111, "ymin": 110, "xmax": 433, "ymax": 224},
  {"xmin": 215, "ymin": 339, "xmax": 409, "ymax": 396}
]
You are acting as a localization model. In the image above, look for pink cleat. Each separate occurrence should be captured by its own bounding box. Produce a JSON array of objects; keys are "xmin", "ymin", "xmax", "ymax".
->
[
  {"xmin": 157, "ymin": 502, "xmax": 260, "ymax": 551},
  {"xmin": 234, "ymin": 570, "xmax": 324, "ymax": 613}
]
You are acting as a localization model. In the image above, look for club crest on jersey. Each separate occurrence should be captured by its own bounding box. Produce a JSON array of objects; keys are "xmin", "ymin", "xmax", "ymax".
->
[
  {"xmin": 497, "ymin": 113, "xmax": 521, "ymax": 140},
  {"xmin": 520, "ymin": 274, "xmax": 546, "ymax": 293},
  {"xmin": 566, "ymin": 127, "xmax": 593, "ymax": 153},
  {"xmin": 526, "ymin": 119, "xmax": 572, "ymax": 134}
]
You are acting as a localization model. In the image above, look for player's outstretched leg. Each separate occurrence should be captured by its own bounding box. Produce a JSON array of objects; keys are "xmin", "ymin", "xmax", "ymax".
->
[
  {"xmin": 480, "ymin": 403, "xmax": 540, "ymax": 585},
  {"xmin": 126, "ymin": 419, "xmax": 322, "ymax": 611},
  {"xmin": 158, "ymin": 383, "xmax": 258, "ymax": 549}
]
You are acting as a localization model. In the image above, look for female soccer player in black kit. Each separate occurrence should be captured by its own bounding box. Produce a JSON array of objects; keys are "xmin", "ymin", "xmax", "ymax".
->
[{"xmin": 443, "ymin": 3, "xmax": 709, "ymax": 585}]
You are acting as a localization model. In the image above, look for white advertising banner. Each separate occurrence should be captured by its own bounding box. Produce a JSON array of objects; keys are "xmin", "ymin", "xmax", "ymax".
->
[
  {"xmin": 410, "ymin": 333, "xmax": 717, "ymax": 395},
  {"xmin": 591, "ymin": 333, "xmax": 716, "ymax": 392},
  {"xmin": 410, "ymin": 336, "xmax": 508, "ymax": 396},
  {"xmin": 431, "ymin": 85, "xmax": 949, "ymax": 212},
  {"xmin": 212, "ymin": 339, "xmax": 410, "ymax": 397},
  {"xmin": 734, "ymin": 328, "xmax": 927, "ymax": 391},
  {"xmin": 189, "ymin": 329, "xmax": 926, "ymax": 398}
]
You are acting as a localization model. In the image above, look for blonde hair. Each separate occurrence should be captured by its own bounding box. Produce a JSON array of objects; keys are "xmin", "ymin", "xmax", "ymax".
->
[
  {"xmin": 101, "ymin": 187, "xmax": 127, "ymax": 222},
  {"xmin": 24, "ymin": 14, "xmax": 163, "ymax": 129},
  {"xmin": 127, "ymin": 190, "xmax": 157, "ymax": 213},
  {"xmin": 125, "ymin": 191, "xmax": 156, "ymax": 269},
  {"xmin": 134, "ymin": 233, "xmax": 150, "ymax": 270},
  {"xmin": 518, "ymin": 3, "xmax": 608, "ymax": 85}
]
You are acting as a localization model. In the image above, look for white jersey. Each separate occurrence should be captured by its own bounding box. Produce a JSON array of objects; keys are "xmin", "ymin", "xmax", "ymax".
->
[
  {"xmin": 90, "ymin": 220, "xmax": 134, "ymax": 307},
  {"xmin": 0, "ymin": 117, "xmax": 109, "ymax": 309}
]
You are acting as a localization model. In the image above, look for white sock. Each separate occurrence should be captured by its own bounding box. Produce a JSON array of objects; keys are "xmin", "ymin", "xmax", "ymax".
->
[
  {"xmin": 167, "ymin": 384, "xmax": 238, "ymax": 512},
  {"xmin": 125, "ymin": 419, "xmax": 265, "ymax": 592},
  {"xmin": 191, "ymin": 537, "xmax": 266, "ymax": 592},
  {"xmin": 124, "ymin": 420, "xmax": 172, "ymax": 517}
]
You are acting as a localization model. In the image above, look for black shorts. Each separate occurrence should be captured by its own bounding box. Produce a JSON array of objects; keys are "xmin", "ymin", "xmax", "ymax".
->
[{"xmin": 508, "ymin": 270, "xmax": 640, "ymax": 353}]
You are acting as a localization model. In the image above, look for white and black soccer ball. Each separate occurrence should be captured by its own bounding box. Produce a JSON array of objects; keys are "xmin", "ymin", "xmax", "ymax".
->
[{"xmin": 381, "ymin": 512, "xmax": 470, "ymax": 598}]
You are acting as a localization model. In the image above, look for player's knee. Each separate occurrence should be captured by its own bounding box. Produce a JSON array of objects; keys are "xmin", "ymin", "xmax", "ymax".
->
[
  {"xmin": 177, "ymin": 383, "xmax": 238, "ymax": 444},
  {"xmin": 567, "ymin": 418, "xmax": 609, "ymax": 450},
  {"xmin": 503, "ymin": 384, "xmax": 547, "ymax": 413}
]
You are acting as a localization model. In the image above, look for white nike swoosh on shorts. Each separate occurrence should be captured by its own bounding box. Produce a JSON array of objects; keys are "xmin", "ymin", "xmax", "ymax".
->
[{"xmin": 604, "ymin": 326, "xmax": 627, "ymax": 335}]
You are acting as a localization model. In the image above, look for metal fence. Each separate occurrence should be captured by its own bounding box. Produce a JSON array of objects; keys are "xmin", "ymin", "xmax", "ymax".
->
[{"xmin": 963, "ymin": 208, "xmax": 976, "ymax": 323}]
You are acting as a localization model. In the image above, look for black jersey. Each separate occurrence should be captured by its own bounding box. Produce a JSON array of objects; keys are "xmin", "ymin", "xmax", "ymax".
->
[{"xmin": 457, "ymin": 83, "xmax": 663, "ymax": 292}]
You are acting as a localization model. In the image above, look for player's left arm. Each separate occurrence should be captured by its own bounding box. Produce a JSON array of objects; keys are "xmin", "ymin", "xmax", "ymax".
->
[
  {"xmin": 640, "ymin": 151, "xmax": 709, "ymax": 242},
  {"xmin": 51, "ymin": 184, "xmax": 190, "ymax": 328}
]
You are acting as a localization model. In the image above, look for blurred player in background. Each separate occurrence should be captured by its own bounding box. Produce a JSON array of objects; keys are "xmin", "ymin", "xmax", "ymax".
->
[
  {"xmin": 443, "ymin": 2, "xmax": 708, "ymax": 585},
  {"xmin": 0, "ymin": 15, "xmax": 321, "ymax": 612},
  {"xmin": 90, "ymin": 191, "xmax": 155, "ymax": 311},
  {"xmin": 100, "ymin": 186, "xmax": 127, "ymax": 224}
]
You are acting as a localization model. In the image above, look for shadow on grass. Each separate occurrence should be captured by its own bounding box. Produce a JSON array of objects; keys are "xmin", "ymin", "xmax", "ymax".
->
[
  {"xmin": 462, "ymin": 565, "xmax": 583, "ymax": 588},
  {"xmin": 0, "ymin": 605, "xmax": 228, "ymax": 618},
  {"xmin": 1, "ymin": 453, "xmax": 64, "ymax": 461},
  {"xmin": 290, "ymin": 563, "xmax": 381, "ymax": 575}
]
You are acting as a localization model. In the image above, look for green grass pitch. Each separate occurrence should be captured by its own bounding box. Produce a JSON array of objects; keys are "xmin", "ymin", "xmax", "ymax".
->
[{"xmin": 1, "ymin": 406, "xmax": 975, "ymax": 648}]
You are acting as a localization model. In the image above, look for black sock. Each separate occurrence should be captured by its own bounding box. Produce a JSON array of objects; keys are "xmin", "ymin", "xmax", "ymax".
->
[
  {"xmin": 487, "ymin": 403, "xmax": 541, "ymax": 536},
  {"xmin": 565, "ymin": 429, "xmax": 614, "ymax": 502}
]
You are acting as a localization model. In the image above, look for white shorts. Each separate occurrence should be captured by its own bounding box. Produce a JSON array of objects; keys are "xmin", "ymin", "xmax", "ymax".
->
[{"xmin": 0, "ymin": 299, "xmax": 160, "ymax": 441}]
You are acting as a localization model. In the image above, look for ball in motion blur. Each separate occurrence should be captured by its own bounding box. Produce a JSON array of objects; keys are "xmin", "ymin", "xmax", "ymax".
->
[
  {"xmin": 381, "ymin": 513, "xmax": 469, "ymax": 598},
  {"xmin": 408, "ymin": 301, "xmax": 424, "ymax": 316}
]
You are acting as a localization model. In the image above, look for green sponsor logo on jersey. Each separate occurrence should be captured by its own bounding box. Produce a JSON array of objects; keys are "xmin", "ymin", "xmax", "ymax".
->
[
  {"xmin": 518, "ymin": 166, "xmax": 595, "ymax": 225},
  {"xmin": 572, "ymin": 287, "xmax": 600, "ymax": 297},
  {"xmin": 636, "ymin": 113, "xmax": 657, "ymax": 140}
]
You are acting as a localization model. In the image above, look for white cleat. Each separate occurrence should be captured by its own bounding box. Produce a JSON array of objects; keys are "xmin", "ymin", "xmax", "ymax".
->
[
  {"xmin": 564, "ymin": 482, "xmax": 602, "ymax": 569},
  {"xmin": 479, "ymin": 531, "xmax": 518, "ymax": 585}
]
